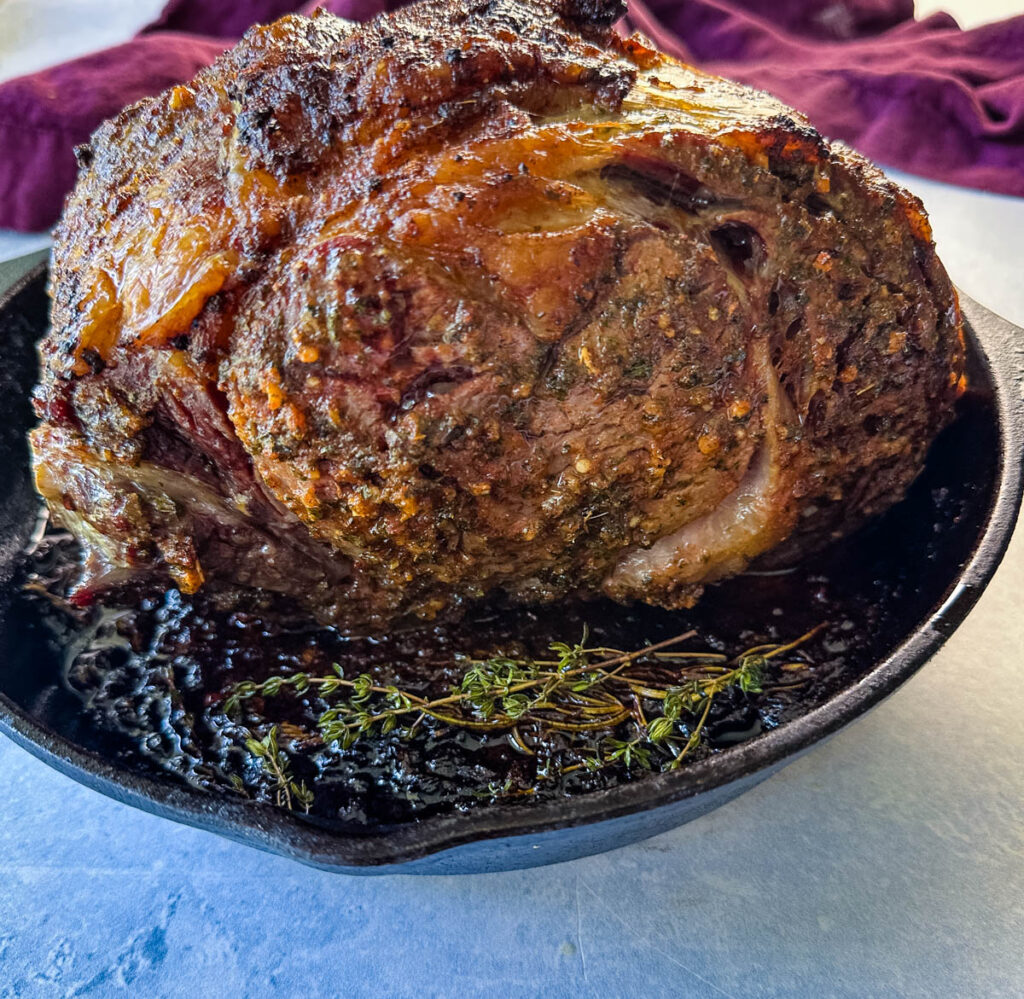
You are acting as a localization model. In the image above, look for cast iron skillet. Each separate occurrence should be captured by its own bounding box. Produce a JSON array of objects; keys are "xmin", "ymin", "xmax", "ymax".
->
[{"xmin": 1, "ymin": 261, "xmax": 1021, "ymax": 875}]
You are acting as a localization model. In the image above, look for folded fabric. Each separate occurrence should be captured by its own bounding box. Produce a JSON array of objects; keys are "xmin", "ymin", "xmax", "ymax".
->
[{"xmin": 0, "ymin": 0, "xmax": 1021, "ymax": 232}]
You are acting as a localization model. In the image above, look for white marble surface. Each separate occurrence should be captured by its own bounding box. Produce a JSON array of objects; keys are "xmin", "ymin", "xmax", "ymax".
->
[
  {"xmin": 0, "ymin": 0, "xmax": 163, "ymax": 81},
  {"xmin": 917, "ymin": 0, "xmax": 1022, "ymax": 27}
]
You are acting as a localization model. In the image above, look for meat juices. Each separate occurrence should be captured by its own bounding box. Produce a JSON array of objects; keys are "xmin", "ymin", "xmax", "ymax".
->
[{"xmin": 30, "ymin": 0, "xmax": 965, "ymax": 629}]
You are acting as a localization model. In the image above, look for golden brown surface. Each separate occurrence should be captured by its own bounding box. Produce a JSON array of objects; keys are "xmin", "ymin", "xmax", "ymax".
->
[{"xmin": 31, "ymin": 0, "xmax": 965, "ymax": 628}]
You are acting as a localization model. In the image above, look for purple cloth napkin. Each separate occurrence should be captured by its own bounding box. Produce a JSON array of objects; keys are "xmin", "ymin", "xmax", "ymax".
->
[{"xmin": 1, "ymin": 0, "xmax": 1021, "ymax": 232}]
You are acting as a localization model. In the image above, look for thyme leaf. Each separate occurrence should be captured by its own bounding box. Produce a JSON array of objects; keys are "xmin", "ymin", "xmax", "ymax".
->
[{"xmin": 243, "ymin": 724, "xmax": 313, "ymax": 813}]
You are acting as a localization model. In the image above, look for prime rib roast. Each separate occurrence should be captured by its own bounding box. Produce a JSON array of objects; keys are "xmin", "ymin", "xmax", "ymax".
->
[{"xmin": 31, "ymin": 0, "xmax": 965, "ymax": 630}]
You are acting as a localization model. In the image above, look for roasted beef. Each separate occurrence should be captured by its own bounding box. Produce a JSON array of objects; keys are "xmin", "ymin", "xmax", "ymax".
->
[{"xmin": 31, "ymin": 0, "xmax": 965, "ymax": 629}]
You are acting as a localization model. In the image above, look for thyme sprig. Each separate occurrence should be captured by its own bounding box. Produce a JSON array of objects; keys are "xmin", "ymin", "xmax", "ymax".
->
[
  {"xmin": 227, "ymin": 625, "xmax": 823, "ymax": 802},
  {"xmin": 244, "ymin": 725, "xmax": 314, "ymax": 813}
]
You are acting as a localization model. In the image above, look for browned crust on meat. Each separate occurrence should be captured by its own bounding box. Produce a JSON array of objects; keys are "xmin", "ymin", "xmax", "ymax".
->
[{"xmin": 31, "ymin": 0, "xmax": 964, "ymax": 627}]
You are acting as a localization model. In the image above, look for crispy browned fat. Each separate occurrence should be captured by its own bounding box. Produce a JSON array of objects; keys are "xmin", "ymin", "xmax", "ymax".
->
[{"xmin": 31, "ymin": 0, "xmax": 965, "ymax": 628}]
